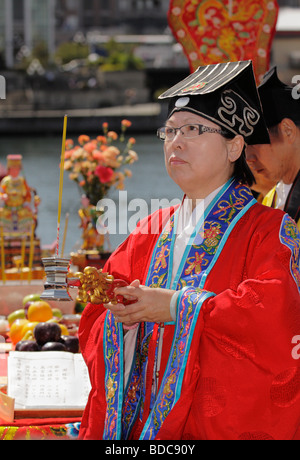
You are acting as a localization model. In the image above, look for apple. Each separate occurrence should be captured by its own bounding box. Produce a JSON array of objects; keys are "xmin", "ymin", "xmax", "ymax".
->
[
  {"xmin": 7, "ymin": 309, "xmax": 25, "ymax": 326},
  {"xmin": 52, "ymin": 308, "xmax": 63, "ymax": 319},
  {"xmin": 34, "ymin": 322, "xmax": 61, "ymax": 346},
  {"xmin": 22, "ymin": 293, "xmax": 40, "ymax": 306}
]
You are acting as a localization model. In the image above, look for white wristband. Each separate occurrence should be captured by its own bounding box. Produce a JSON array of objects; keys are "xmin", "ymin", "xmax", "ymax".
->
[{"xmin": 170, "ymin": 290, "xmax": 180, "ymax": 321}]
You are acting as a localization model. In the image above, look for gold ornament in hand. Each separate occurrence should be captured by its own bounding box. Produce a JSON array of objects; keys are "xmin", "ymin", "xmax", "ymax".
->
[{"xmin": 69, "ymin": 266, "xmax": 136, "ymax": 305}]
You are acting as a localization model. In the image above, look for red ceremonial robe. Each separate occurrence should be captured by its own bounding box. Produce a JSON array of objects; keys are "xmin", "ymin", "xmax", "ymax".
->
[{"xmin": 78, "ymin": 181, "xmax": 300, "ymax": 440}]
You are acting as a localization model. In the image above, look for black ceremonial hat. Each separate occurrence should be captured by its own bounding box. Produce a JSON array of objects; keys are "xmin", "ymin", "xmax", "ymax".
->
[
  {"xmin": 258, "ymin": 66, "xmax": 300, "ymax": 128},
  {"xmin": 159, "ymin": 60, "xmax": 270, "ymax": 145}
]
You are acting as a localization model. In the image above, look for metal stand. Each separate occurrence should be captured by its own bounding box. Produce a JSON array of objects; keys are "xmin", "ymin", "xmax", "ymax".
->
[{"xmin": 40, "ymin": 257, "xmax": 73, "ymax": 301}]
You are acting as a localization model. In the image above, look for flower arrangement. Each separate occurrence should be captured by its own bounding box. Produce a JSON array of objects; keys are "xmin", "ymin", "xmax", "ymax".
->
[{"xmin": 64, "ymin": 120, "xmax": 138, "ymax": 206}]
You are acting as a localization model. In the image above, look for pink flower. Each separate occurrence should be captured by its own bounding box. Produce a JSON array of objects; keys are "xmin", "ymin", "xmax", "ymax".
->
[
  {"xmin": 95, "ymin": 165, "xmax": 114, "ymax": 183},
  {"xmin": 96, "ymin": 136, "xmax": 107, "ymax": 144},
  {"xmin": 107, "ymin": 131, "xmax": 118, "ymax": 141},
  {"xmin": 121, "ymin": 119, "xmax": 132, "ymax": 128},
  {"xmin": 78, "ymin": 135, "xmax": 90, "ymax": 145},
  {"xmin": 64, "ymin": 160, "xmax": 72, "ymax": 170},
  {"xmin": 92, "ymin": 149, "xmax": 105, "ymax": 162},
  {"xmin": 128, "ymin": 137, "xmax": 136, "ymax": 145},
  {"xmin": 65, "ymin": 139, "xmax": 74, "ymax": 149},
  {"xmin": 102, "ymin": 122, "xmax": 109, "ymax": 134},
  {"xmin": 64, "ymin": 149, "xmax": 73, "ymax": 159},
  {"xmin": 84, "ymin": 140, "xmax": 97, "ymax": 154}
]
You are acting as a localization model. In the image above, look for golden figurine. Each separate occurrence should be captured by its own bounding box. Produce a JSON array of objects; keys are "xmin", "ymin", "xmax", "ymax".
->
[{"xmin": 0, "ymin": 154, "xmax": 40, "ymax": 234}]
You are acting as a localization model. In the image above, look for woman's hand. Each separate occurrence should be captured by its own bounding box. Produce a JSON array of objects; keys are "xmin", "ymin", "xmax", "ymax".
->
[{"xmin": 103, "ymin": 279, "xmax": 175, "ymax": 325}]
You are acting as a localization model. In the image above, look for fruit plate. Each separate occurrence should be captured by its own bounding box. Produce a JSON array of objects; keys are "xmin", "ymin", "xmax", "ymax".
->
[{"xmin": 0, "ymin": 281, "xmax": 77, "ymax": 316}]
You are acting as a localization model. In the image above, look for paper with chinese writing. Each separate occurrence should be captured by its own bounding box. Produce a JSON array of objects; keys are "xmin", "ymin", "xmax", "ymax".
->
[{"xmin": 7, "ymin": 351, "xmax": 91, "ymax": 409}]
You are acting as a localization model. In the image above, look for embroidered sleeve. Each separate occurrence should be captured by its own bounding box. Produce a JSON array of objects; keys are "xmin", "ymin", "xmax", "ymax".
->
[
  {"xmin": 140, "ymin": 287, "xmax": 216, "ymax": 440},
  {"xmin": 279, "ymin": 214, "xmax": 300, "ymax": 293}
]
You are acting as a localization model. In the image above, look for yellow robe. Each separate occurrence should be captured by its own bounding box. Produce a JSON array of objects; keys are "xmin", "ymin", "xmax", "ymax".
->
[{"xmin": 263, "ymin": 186, "xmax": 300, "ymax": 229}]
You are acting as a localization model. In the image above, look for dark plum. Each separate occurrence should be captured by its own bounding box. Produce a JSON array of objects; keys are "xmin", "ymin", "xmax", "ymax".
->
[
  {"xmin": 34, "ymin": 322, "xmax": 61, "ymax": 346},
  {"xmin": 41, "ymin": 342, "xmax": 67, "ymax": 351},
  {"xmin": 60, "ymin": 335, "xmax": 79, "ymax": 353},
  {"xmin": 15, "ymin": 340, "xmax": 40, "ymax": 351}
]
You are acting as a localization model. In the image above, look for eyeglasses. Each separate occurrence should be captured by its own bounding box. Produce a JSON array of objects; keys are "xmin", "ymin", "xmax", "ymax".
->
[{"xmin": 157, "ymin": 123, "xmax": 227, "ymax": 141}]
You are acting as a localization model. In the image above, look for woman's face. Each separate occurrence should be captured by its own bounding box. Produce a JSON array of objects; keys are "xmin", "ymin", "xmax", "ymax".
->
[{"xmin": 163, "ymin": 111, "xmax": 241, "ymax": 199}]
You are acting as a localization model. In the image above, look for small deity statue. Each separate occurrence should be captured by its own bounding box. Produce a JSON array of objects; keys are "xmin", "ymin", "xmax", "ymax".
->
[{"xmin": 0, "ymin": 154, "xmax": 40, "ymax": 234}]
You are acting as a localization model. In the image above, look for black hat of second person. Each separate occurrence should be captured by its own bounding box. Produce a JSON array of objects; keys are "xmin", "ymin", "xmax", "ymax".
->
[
  {"xmin": 258, "ymin": 66, "xmax": 300, "ymax": 128},
  {"xmin": 159, "ymin": 60, "xmax": 270, "ymax": 145}
]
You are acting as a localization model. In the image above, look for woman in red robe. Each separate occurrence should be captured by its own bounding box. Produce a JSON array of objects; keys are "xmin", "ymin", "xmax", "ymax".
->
[{"xmin": 78, "ymin": 61, "xmax": 300, "ymax": 440}]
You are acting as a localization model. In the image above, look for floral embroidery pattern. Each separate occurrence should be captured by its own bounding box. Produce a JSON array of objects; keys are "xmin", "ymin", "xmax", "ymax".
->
[
  {"xmin": 280, "ymin": 214, "xmax": 300, "ymax": 292},
  {"xmin": 103, "ymin": 312, "xmax": 122, "ymax": 440},
  {"xmin": 158, "ymin": 219, "xmax": 174, "ymax": 246},
  {"xmin": 200, "ymin": 223, "xmax": 222, "ymax": 249},
  {"xmin": 185, "ymin": 251, "xmax": 208, "ymax": 276},
  {"xmin": 121, "ymin": 327, "xmax": 144, "ymax": 440},
  {"xmin": 213, "ymin": 187, "xmax": 247, "ymax": 223},
  {"xmin": 154, "ymin": 245, "xmax": 170, "ymax": 271},
  {"xmin": 147, "ymin": 181, "xmax": 254, "ymax": 290},
  {"xmin": 141, "ymin": 288, "xmax": 215, "ymax": 440},
  {"xmin": 168, "ymin": 0, "xmax": 279, "ymax": 82}
]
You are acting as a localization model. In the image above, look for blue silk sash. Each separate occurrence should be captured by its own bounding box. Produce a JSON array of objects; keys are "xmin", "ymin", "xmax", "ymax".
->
[{"xmin": 102, "ymin": 179, "xmax": 256, "ymax": 440}]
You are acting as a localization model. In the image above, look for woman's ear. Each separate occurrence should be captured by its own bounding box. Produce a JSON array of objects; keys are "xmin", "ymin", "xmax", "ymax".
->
[{"xmin": 227, "ymin": 135, "xmax": 245, "ymax": 163}]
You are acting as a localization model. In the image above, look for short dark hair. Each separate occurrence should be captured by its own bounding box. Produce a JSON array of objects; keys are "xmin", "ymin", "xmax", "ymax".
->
[{"xmin": 222, "ymin": 130, "xmax": 255, "ymax": 187}]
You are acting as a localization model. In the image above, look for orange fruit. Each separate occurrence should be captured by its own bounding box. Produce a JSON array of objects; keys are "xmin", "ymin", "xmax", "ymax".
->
[
  {"xmin": 9, "ymin": 318, "xmax": 29, "ymax": 344},
  {"xmin": 27, "ymin": 301, "xmax": 53, "ymax": 322}
]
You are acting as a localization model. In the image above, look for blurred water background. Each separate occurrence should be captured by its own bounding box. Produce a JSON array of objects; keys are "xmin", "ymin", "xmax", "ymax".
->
[{"xmin": 0, "ymin": 132, "xmax": 182, "ymax": 256}]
